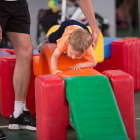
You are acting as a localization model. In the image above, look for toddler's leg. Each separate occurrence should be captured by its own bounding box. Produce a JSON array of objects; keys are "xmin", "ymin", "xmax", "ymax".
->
[{"xmin": 37, "ymin": 21, "xmax": 67, "ymax": 52}]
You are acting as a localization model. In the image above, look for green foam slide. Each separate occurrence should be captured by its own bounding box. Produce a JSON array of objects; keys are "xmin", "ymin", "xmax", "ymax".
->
[{"xmin": 64, "ymin": 75, "xmax": 129, "ymax": 140}]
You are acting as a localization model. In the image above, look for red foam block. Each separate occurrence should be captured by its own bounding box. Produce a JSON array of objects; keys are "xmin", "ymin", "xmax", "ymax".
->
[
  {"xmin": 35, "ymin": 75, "xmax": 69, "ymax": 140},
  {"xmin": 102, "ymin": 70, "xmax": 135, "ymax": 140},
  {"xmin": 95, "ymin": 37, "xmax": 140, "ymax": 91},
  {"xmin": 0, "ymin": 54, "xmax": 35, "ymax": 118}
]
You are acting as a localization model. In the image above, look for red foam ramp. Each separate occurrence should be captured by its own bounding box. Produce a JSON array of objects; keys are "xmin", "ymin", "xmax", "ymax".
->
[
  {"xmin": 102, "ymin": 70, "xmax": 135, "ymax": 140},
  {"xmin": 0, "ymin": 54, "xmax": 35, "ymax": 118},
  {"xmin": 95, "ymin": 38, "xmax": 140, "ymax": 91},
  {"xmin": 35, "ymin": 75, "xmax": 69, "ymax": 140}
]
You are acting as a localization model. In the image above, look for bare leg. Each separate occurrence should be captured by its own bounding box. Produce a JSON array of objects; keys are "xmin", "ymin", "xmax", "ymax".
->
[
  {"xmin": 7, "ymin": 32, "xmax": 36, "ymax": 130},
  {"xmin": 116, "ymin": 1, "xmax": 126, "ymax": 20},
  {"xmin": 116, "ymin": 0, "xmax": 136, "ymax": 21},
  {"xmin": 5, "ymin": 32, "xmax": 33, "ymax": 101},
  {"xmin": 127, "ymin": 0, "xmax": 136, "ymax": 16}
]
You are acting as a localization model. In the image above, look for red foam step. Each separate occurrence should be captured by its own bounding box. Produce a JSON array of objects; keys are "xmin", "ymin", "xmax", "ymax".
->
[
  {"xmin": 0, "ymin": 54, "xmax": 35, "ymax": 118},
  {"xmin": 35, "ymin": 75, "xmax": 69, "ymax": 140},
  {"xmin": 95, "ymin": 37, "xmax": 140, "ymax": 91},
  {"xmin": 102, "ymin": 70, "xmax": 135, "ymax": 140},
  {"xmin": 35, "ymin": 71, "xmax": 135, "ymax": 140}
]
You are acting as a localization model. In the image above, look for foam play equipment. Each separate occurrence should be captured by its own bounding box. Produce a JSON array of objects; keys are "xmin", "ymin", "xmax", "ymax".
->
[
  {"xmin": 34, "ymin": 44, "xmax": 92, "ymax": 76},
  {"xmin": 33, "ymin": 42, "xmax": 103, "ymax": 77},
  {"xmin": 95, "ymin": 37, "xmax": 140, "ymax": 91},
  {"xmin": 35, "ymin": 75, "xmax": 69, "ymax": 140},
  {"xmin": 0, "ymin": 49, "xmax": 36, "ymax": 118},
  {"xmin": 46, "ymin": 25, "xmax": 60, "ymax": 36},
  {"xmin": 87, "ymin": 26, "xmax": 104, "ymax": 63},
  {"xmin": 46, "ymin": 25, "xmax": 104, "ymax": 63},
  {"xmin": 102, "ymin": 70, "xmax": 135, "ymax": 140},
  {"xmin": 35, "ymin": 72, "xmax": 130, "ymax": 140},
  {"xmin": 33, "ymin": 33, "xmax": 135, "ymax": 139},
  {"xmin": 57, "ymin": 68, "xmax": 100, "ymax": 79},
  {"xmin": 33, "ymin": 56, "xmax": 40, "ymax": 77},
  {"xmin": 64, "ymin": 75, "xmax": 129, "ymax": 140},
  {"xmin": 34, "ymin": 44, "xmax": 129, "ymax": 139},
  {"xmin": 103, "ymin": 37, "xmax": 120, "ymax": 58}
]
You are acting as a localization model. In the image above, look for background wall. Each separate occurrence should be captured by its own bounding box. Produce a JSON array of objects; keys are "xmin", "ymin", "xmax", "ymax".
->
[
  {"xmin": 27, "ymin": 0, "xmax": 116, "ymax": 48},
  {"xmin": 91, "ymin": 0, "xmax": 116, "ymax": 37},
  {"xmin": 27, "ymin": 0, "xmax": 49, "ymax": 48}
]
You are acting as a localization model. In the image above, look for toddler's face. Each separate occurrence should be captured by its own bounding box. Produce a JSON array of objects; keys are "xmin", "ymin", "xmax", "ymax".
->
[{"xmin": 67, "ymin": 44, "xmax": 84, "ymax": 60}]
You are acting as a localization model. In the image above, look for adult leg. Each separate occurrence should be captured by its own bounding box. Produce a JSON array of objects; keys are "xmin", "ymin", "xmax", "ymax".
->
[
  {"xmin": 127, "ymin": 0, "xmax": 136, "ymax": 17},
  {"xmin": 116, "ymin": 0, "xmax": 136, "ymax": 21},
  {"xmin": 5, "ymin": 32, "xmax": 33, "ymax": 102},
  {"xmin": 6, "ymin": 32, "xmax": 36, "ymax": 130}
]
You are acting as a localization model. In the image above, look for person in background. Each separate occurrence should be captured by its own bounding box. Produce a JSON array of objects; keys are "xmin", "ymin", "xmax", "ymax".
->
[{"xmin": 116, "ymin": 0, "xmax": 136, "ymax": 28}]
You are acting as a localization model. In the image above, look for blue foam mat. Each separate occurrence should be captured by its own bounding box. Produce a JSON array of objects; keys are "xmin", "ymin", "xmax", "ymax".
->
[{"xmin": 0, "ymin": 51, "xmax": 11, "ymax": 55}]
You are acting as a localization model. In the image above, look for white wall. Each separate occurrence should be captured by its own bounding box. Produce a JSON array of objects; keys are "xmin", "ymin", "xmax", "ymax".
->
[
  {"xmin": 91, "ymin": 0, "xmax": 116, "ymax": 37},
  {"xmin": 27, "ymin": 0, "xmax": 49, "ymax": 48}
]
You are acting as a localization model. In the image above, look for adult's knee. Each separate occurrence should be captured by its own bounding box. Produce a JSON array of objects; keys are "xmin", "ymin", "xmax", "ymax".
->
[{"xmin": 16, "ymin": 45, "xmax": 33, "ymax": 62}]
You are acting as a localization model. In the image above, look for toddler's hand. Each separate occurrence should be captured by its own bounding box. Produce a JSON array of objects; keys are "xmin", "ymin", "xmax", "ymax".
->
[
  {"xmin": 52, "ymin": 70, "xmax": 62, "ymax": 75},
  {"xmin": 69, "ymin": 64, "xmax": 81, "ymax": 70}
]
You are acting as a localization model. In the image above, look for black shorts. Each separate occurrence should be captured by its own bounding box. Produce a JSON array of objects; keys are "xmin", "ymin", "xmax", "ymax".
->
[{"xmin": 0, "ymin": 0, "xmax": 30, "ymax": 37}]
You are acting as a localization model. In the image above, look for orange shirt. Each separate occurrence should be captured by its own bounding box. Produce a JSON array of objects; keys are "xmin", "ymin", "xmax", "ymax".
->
[{"xmin": 56, "ymin": 26, "xmax": 96, "ymax": 62}]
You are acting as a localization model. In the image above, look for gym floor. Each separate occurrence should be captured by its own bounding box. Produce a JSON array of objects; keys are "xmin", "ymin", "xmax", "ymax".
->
[{"xmin": 0, "ymin": 27, "xmax": 140, "ymax": 140}]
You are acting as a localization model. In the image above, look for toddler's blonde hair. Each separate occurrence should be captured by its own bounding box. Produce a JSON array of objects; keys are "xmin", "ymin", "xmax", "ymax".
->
[{"xmin": 68, "ymin": 29, "xmax": 92, "ymax": 54}]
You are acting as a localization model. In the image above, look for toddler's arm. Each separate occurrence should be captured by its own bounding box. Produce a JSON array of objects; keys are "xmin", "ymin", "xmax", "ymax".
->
[{"xmin": 51, "ymin": 48, "xmax": 62, "ymax": 74}]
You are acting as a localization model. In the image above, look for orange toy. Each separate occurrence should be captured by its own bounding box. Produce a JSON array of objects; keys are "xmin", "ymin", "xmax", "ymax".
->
[
  {"xmin": 33, "ymin": 56, "xmax": 40, "ymax": 77},
  {"xmin": 33, "ymin": 44, "xmax": 100, "ymax": 77}
]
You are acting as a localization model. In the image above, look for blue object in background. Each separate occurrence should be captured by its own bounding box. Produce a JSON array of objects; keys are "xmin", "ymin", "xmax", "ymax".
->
[
  {"xmin": 54, "ymin": 0, "xmax": 58, "ymax": 5},
  {"xmin": 104, "ymin": 37, "xmax": 121, "ymax": 58},
  {"xmin": 33, "ymin": 49, "xmax": 39, "ymax": 54},
  {"xmin": 0, "ymin": 51, "xmax": 11, "ymax": 55}
]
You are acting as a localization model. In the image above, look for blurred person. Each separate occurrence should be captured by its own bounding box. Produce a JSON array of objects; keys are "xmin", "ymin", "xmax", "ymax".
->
[{"xmin": 116, "ymin": 0, "xmax": 136, "ymax": 28}]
